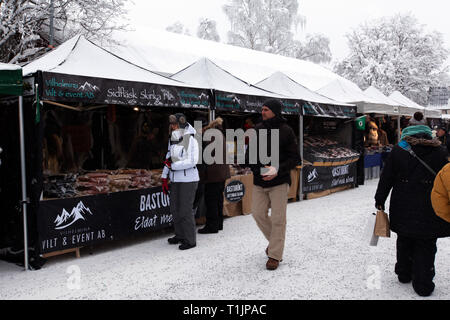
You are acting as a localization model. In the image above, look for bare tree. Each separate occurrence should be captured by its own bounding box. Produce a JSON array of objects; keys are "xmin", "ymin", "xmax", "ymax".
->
[
  {"xmin": 222, "ymin": 0, "xmax": 331, "ymax": 63},
  {"xmin": 0, "ymin": 0, "xmax": 129, "ymax": 64},
  {"xmin": 197, "ymin": 18, "xmax": 220, "ymax": 42},
  {"xmin": 166, "ymin": 21, "xmax": 191, "ymax": 36}
]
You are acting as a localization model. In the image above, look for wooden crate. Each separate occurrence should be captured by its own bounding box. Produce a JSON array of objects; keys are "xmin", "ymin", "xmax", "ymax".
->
[{"xmin": 42, "ymin": 247, "xmax": 81, "ymax": 259}]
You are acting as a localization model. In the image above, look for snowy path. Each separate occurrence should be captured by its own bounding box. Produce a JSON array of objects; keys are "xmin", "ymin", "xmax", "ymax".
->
[{"xmin": 1, "ymin": 179, "xmax": 449, "ymax": 300}]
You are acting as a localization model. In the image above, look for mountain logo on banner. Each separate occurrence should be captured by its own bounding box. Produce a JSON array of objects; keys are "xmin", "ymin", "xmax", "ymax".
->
[
  {"xmin": 78, "ymin": 82, "xmax": 100, "ymax": 92},
  {"xmin": 198, "ymin": 93, "xmax": 209, "ymax": 100},
  {"xmin": 307, "ymin": 168, "xmax": 319, "ymax": 183},
  {"xmin": 54, "ymin": 201, "xmax": 93, "ymax": 230}
]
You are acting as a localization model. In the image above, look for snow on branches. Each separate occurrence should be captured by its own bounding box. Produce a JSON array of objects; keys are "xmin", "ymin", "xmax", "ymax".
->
[
  {"xmin": 335, "ymin": 13, "xmax": 449, "ymax": 106},
  {"xmin": 0, "ymin": 0, "xmax": 129, "ymax": 64}
]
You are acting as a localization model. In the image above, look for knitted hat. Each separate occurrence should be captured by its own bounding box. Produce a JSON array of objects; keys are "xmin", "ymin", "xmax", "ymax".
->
[
  {"xmin": 401, "ymin": 125, "xmax": 432, "ymax": 140},
  {"xmin": 408, "ymin": 112, "xmax": 426, "ymax": 126},
  {"xmin": 263, "ymin": 99, "xmax": 283, "ymax": 117},
  {"xmin": 169, "ymin": 113, "xmax": 188, "ymax": 129}
]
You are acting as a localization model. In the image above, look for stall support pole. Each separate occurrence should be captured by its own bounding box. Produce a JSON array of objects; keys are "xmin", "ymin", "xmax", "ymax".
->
[
  {"xmin": 397, "ymin": 116, "xmax": 401, "ymax": 143},
  {"xmin": 298, "ymin": 114, "xmax": 304, "ymax": 202},
  {"xmin": 209, "ymin": 109, "xmax": 216, "ymax": 123},
  {"xmin": 18, "ymin": 95, "xmax": 29, "ymax": 271}
]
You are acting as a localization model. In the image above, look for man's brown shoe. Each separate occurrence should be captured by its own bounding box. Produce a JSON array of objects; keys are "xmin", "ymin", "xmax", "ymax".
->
[{"xmin": 266, "ymin": 258, "xmax": 280, "ymax": 270}]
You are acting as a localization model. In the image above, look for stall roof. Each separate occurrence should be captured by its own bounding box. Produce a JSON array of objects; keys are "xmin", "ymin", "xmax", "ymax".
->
[
  {"xmin": 361, "ymin": 86, "xmax": 405, "ymax": 115},
  {"xmin": 255, "ymin": 71, "xmax": 356, "ymax": 118},
  {"xmin": 109, "ymin": 27, "xmax": 351, "ymax": 91},
  {"xmin": 388, "ymin": 91, "xmax": 441, "ymax": 118},
  {"xmin": 171, "ymin": 57, "xmax": 304, "ymax": 114},
  {"xmin": 0, "ymin": 62, "xmax": 23, "ymax": 96},
  {"xmin": 255, "ymin": 71, "xmax": 352, "ymax": 107},
  {"xmin": 389, "ymin": 91, "xmax": 424, "ymax": 111},
  {"xmin": 22, "ymin": 35, "xmax": 194, "ymax": 88},
  {"xmin": 171, "ymin": 57, "xmax": 282, "ymax": 98},
  {"xmin": 21, "ymin": 35, "xmax": 212, "ymax": 109},
  {"xmin": 316, "ymin": 79, "xmax": 374, "ymax": 104}
]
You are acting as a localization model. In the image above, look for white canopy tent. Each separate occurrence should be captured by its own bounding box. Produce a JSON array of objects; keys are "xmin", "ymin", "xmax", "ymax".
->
[
  {"xmin": 315, "ymin": 79, "xmax": 388, "ymax": 113},
  {"xmin": 171, "ymin": 57, "xmax": 283, "ymax": 99},
  {"xmin": 170, "ymin": 57, "xmax": 292, "ymax": 115},
  {"xmin": 362, "ymin": 86, "xmax": 403, "ymax": 115},
  {"xmin": 23, "ymin": 35, "xmax": 196, "ymax": 88},
  {"xmin": 109, "ymin": 27, "xmax": 351, "ymax": 92},
  {"xmin": 255, "ymin": 71, "xmax": 352, "ymax": 108},
  {"xmin": 389, "ymin": 91, "xmax": 441, "ymax": 119}
]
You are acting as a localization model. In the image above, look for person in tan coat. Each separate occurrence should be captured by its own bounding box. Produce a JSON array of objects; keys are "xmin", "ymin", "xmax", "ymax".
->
[{"xmin": 431, "ymin": 163, "xmax": 450, "ymax": 223}]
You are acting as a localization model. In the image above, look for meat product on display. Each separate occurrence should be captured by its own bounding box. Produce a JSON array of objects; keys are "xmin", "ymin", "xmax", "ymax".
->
[{"xmin": 304, "ymin": 136, "xmax": 360, "ymax": 164}]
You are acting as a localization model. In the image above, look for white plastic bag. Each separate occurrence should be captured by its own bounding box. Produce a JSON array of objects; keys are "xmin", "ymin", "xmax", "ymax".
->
[{"xmin": 364, "ymin": 212, "xmax": 379, "ymax": 246}]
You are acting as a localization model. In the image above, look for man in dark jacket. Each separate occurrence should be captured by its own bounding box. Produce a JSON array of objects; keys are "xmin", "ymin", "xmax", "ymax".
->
[
  {"xmin": 375, "ymin": 124, "xmax": 450, "ymax": 296},
  {"xmin": 247, "ymin": 99, "xmax": 301, "ymax": 270},
  {"xmin": 198, "ymin": 117, "xmax": 231, "ymax": 234},
  {"xmin": 436, "ymin": 125, "xmax": 450, "ymax": 153}
]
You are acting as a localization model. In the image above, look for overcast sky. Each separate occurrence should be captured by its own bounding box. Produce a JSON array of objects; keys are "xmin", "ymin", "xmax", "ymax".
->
[{"xmin": 125, "ymin": 0, "xmax": 450, "ymax": 65}]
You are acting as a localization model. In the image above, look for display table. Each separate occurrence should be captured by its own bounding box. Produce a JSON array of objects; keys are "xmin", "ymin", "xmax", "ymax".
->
[
  {"xmin": 364, "ymin": 148, "xmax": 392, "ymax": 180},
  {"xmin": 364, "ymin": 153, "xmax": 382, "ymax": 180}
]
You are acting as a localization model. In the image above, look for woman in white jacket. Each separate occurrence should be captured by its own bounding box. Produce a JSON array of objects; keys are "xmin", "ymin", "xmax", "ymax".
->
[{"xmin": 162, "ymin": 113, "xmax": 199, "ymax": 250}]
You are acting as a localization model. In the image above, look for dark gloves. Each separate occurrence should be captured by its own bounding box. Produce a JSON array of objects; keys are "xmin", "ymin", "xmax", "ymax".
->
[{"xmin": 375, "ymin": 203, "xmax": 385, "ymax": 211}]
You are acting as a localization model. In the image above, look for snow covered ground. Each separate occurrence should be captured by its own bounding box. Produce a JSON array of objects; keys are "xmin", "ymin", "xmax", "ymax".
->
[{"xmin": 1, "ymin": 179, "xmax": 449, "ymax": 300}]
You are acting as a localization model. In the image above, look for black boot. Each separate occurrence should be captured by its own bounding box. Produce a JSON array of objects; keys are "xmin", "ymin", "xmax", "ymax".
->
[
  {"xmin": 168, "ymin": 236, "xmax": 182, "ymax": 245},
  {"xmin": 179, "ymin": 242, "xmax": 196, "ymax": 250},
  {"xmin": 198, "ymin": 226, "xmax": 218, "ymax": 234}
]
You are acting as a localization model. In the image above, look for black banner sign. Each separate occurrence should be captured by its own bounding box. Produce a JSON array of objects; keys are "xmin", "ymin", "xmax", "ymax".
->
[
  {"xmin": 37, "ymin": 186, "xmax": 172, "ymax": 253},
  {"xmin": 215, "ymin": 90, "xmax": 302, "ymax": 115},
  {"xmin": 302, "ymin": 162, "xmax": 357, "ymax": 193},
  {"xmin": 40, "ymin": 72, "xmax": 211, "ymax": 109},
  {"xmin": 224, "ymin": 180, "xmax": 245, "ymax": 202},
  {"xmin": 37, "ymin": 195, "xmax": 114, "ymax": 254},
  {"xmin": 108, "ymin": 187, "xmax": 173, "ymax": 239},
  {"xmin": 303, "ymin": 102, "xmax": 356, "ymax": 118}
]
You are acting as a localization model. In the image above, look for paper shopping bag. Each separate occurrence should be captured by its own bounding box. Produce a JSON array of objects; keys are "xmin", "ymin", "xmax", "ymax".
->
[
  {"xmin": 374, "ymin": 210, "xmax": 391, "ymax": 238},
  {"xmin": 364, "ymin": 212, "xmax": 379, "ymax": 246}
]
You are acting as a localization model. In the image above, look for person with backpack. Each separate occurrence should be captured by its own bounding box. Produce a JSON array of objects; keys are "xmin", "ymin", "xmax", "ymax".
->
[
  {"xmin": 431, "ymin": 163, "xmax": 450, "ymax": 223},
  {"xmin": 374, "ymin": 124, "xmax": 450, "ymax": 296},
  {"xmin": 161, "ymin": 113, "xmax": 199, "ymax": 250}
]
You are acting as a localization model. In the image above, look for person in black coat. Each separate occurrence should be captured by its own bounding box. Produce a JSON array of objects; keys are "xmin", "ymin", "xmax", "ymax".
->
[
  {"xmin": 436, "ymin": 125, "xmax": 450, "ymax": 153},
  {"xmin": 375, "ymin": 124, "xmax": 450, "ymax": 296},
  {"xmin": 246, "ymin": 99, "xmax": 301, "ymax": 270}
]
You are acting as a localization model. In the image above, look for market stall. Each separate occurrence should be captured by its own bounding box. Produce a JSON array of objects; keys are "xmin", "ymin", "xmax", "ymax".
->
[
  {"xmin": 256, "ymin": 72, "xmax": 358, "ymax": 199},
  {"xmin": 0, "ymin": 35, "xmax": 213, "ymax": 258},
  {"xmin": 317, "ymin": 81, "xmax": 405, "ymax": 183},
  {"xmin": 171, "ymin": 58, "xmax": 304, "ymax": 215},
  {"xmin": 0, "ymin": 63, "xmax": 29, "ymax": 270}
]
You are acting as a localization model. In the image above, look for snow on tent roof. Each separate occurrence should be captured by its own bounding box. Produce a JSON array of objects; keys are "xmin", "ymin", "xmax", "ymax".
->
[
  {"xmin": 171, "ymin": 57, "xmax": 282, "ymax": 98},
  {"xmin": 389, "ymin": 91, "xmax": 424, "ymax": 110},
  {"xmin": 388, "ymin": 91, "xmax": 442, "ymax": 119},
  {"xmin": 22, "ymin": 35, "xmax": 195, "ymax": 88},
  {"xmin": 361, "ymin": 86, "xmax": 404, "ymax": 115},
  {"xmin": 0, "ymin": 62, "xmax": 22, "ymax": 71},
  {"xmin": 316, "ymin": 79, "xmax": 376, "ymax": 104},
  {"xmin": 109, "ymin": 27, "xmax": 349, "ymax": 91},
  {"xmin": 256, "ymin": 71, "xmax": 352, "ymax": 107},
  {"xmin": 364, "ymin": 86, "xmax": 399, "ymax": 107},
  {"xmin": 171, "ymin": 57, "xmax": 306, "ymax": 114}
]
